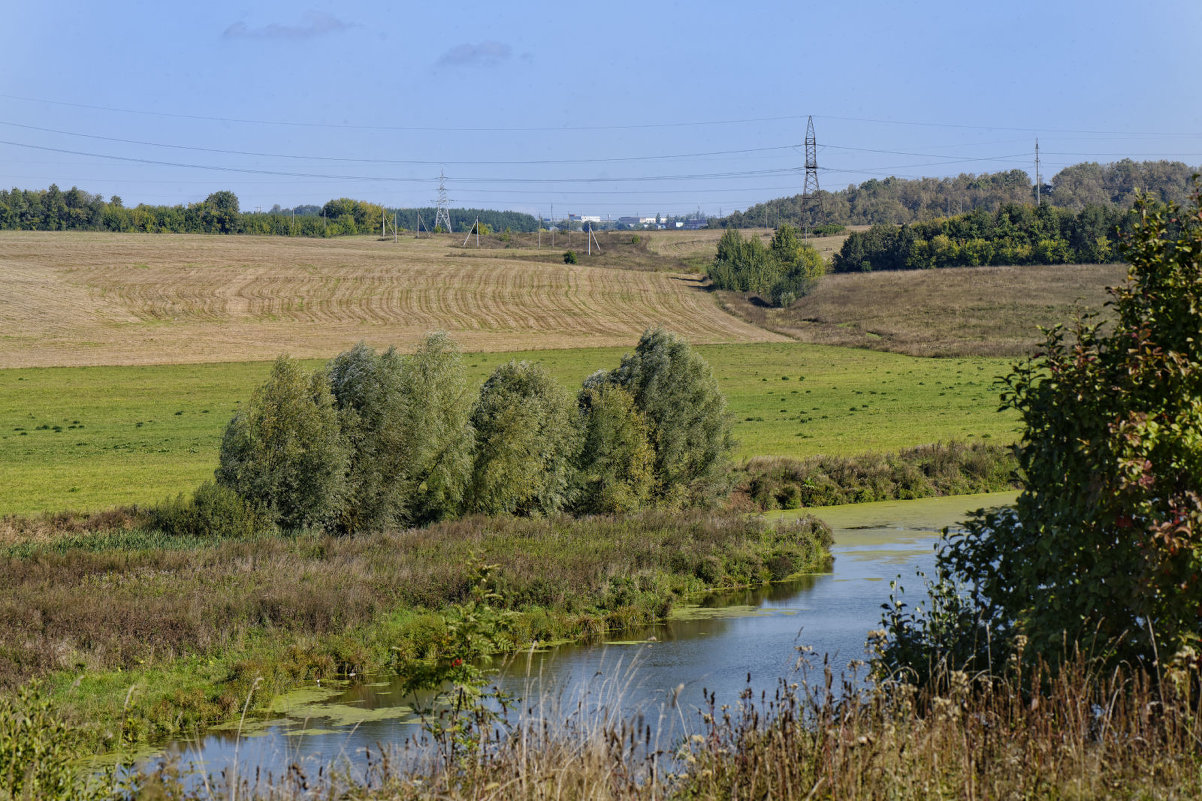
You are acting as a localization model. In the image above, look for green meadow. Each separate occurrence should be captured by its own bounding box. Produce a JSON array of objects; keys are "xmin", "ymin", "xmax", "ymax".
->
[{"xmin": 0, "ymin": 342, "xmax": 1020, "ymax": 517}]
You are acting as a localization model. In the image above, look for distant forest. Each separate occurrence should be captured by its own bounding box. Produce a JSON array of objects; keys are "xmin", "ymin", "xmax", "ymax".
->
[
  {"xmin": 716, "ymin": 160, "xmax": 1200, "ymax": 228},
  {"xmin": 0, "ymin": 159, "xmax": 1195, "ymax": 237},
  {"xmin": 831, "ymin": 203, "xmax": 1128, "ymax": 273},
  {"xmin": 0, "ymin": 187, "xmax": 538, "ymax": 236}
]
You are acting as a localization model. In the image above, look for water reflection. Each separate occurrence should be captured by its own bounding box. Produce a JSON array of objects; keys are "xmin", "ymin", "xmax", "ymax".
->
[{"xmin": 159, "ymin": 491, "xmax": 1016, "ymax": 778}]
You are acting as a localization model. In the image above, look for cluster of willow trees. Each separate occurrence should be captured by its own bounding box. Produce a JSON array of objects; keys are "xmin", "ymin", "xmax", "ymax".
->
[
  {"xmin": 707, "ymin": 224, "xmax": 826, "ymax": 307},
  {"xmin": 205, "ymin": 329, "xmax": 732, "ymax": 534},
  {"xmin": 832, "ymin": 203, "xmax": 1129, "ymax": 272}
]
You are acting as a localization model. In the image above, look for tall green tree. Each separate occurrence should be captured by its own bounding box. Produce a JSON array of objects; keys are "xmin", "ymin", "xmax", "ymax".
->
[
  {"xmin": 573, "ymin": 383, "xmax": 655, "ymax": 515},
  {"xmin": 469, "ymin": 361, "xmax": 581, "ymax": 516},
  {"xmin": 609, "ymin": 328, "xmax": 733, "ymax": 508},
  {"xmin": 217, "ymin": 357, "xmax": 349, "ymax": 530},
  {"xmin": 400, "ymin": 332, "xmax": 476, "ymax": 524},
  {"xmin": 326, "ymin": 342, "xmax": 410, "ymax": 532}
]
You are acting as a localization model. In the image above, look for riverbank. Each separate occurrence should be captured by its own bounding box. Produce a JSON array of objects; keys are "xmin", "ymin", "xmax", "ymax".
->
[{"xmin": 0, "ymin": 511, "xmax": 831, "ymax": 756}]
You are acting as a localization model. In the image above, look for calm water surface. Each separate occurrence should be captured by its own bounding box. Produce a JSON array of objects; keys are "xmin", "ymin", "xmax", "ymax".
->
[{"xmin": 159, "ymin": 491, "xmax": 1015, "ymax": 777}]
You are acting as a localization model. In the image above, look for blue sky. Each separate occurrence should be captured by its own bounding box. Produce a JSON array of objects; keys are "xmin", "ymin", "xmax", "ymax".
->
[{"xmin": 2, "ymin": 0, "xmax": 1199, "ymax": 217}]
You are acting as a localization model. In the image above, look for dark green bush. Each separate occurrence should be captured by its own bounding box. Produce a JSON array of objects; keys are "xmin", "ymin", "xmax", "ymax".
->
[
  {"xmin": 563, "ymin": 250, "xmax": 578, "ymax": 264},
  {"xmin": 152, "ymin": 481, "xmax": 269, "ymax": 539},
  {"xmin": 737, "ymin": 441, "xmax": 1018, "ymax": 511}
]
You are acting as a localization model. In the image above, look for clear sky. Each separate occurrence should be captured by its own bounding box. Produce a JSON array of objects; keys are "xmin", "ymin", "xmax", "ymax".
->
[{"xmin": 2, "ymin": 0, "xmax": 1199, "ymax": 218}]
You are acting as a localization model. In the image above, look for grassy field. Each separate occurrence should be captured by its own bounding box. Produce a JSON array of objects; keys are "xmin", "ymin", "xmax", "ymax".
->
[
  {"xmin": 0, "ymin": 230, "xmax": 783, "ymax": 368},
  {"xmin": 0, "ymin": 342, "xmax": 1018, "ymax": 517},
  {"xmin": 719, "ymin": 262, "xmax": 1126, "ymax": 357}
]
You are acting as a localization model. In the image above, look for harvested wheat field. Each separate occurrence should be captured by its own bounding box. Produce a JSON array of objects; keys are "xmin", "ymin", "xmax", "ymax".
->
[{"xmin": 0, "ymin": 231, "xmax": 785, "ymax": 367}]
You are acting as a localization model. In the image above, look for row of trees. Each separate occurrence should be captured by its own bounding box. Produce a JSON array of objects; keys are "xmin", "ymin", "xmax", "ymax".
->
[
  {"xmin": 214, "ymin": 329, "xmax": 733, "ymax": 533},
  {"xmin": 715, "ymin": 160, "xmax": 1199, "ymax": 229},
  {"xmin": 708, "ymin": 224, "xmax": 826, "ymax": 307},
  {"xmin": 878, "ymin": 192, "xmax": 1202, "ymax": 680},
  {"xmin": 832, "ymin": 203, "xmax": 1130, "ymax": 272},
  {"xmin": 0, "ymin": 187, "xmax": 538, "ymax": 236}
]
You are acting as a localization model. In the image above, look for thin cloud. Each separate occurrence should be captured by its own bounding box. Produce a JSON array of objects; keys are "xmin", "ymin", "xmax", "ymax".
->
[
  {"xmin": 223, "ymin": 12, "xmax": 351, "ymax": 40},
  {"xmin": 435, "ymin": 41, "xmax": 513, "ymax": 69}
]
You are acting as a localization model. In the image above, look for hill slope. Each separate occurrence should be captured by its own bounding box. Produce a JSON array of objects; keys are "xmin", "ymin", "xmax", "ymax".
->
[{"xmin": 717, "ymin": 262, "xmax": 1126, "ymax": 357}]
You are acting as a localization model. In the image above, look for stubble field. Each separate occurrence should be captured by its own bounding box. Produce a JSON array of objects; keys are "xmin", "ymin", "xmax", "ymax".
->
[{"xmin": 0, "ymin": 230, "xmax": 784, "ymax": 368}]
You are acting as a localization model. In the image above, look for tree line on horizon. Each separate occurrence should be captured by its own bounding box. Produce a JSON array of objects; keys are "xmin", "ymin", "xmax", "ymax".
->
[
  {"xmin": 715, "ymin": 159, "xmax": 1200, "ymax": 229},
  {"xmin": 0, "ymin": 187, "xmax": 538, "ymax": 236}
]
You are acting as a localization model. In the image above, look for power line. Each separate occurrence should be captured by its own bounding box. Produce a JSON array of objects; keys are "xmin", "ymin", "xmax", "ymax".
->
[
  {"xmin": 0, "ymin": 138, "xmax": 804, "ymax": 184},
  {"xmin": 0, "ymin": 93, "xmax": 811, "ymax": 132},
  {"xmin": 0, "ymin": 120, "xmax": 801, "ymax": 166},
  {"xmin": 815, "ymin": 113, "xmax": 1202, "ymax": 138},
  {"xmin": 9, "ymin": 93, "xmax": 1200, "ymax": 138}
]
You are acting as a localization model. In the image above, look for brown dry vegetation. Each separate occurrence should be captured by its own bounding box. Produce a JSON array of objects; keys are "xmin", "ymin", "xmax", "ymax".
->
[
  {"xmin": 0, "ymin": 231, "xmax": 783, "ymax": 368},
  {"xmin": 719, "ymin": 262, "xmax": 1127, "ymax": 357}
]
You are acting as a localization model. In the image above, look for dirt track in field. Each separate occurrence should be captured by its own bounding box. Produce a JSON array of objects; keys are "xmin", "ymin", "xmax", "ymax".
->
[{"xmin": 0, "ymin": 231, "xmax": 785, "ymax": 367}]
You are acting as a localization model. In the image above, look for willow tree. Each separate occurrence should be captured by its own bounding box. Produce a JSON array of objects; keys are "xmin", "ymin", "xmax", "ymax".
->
[
  {"xmin": 609, "ymin": 328, "xmax": 733, "ymax": 508},
  {"xmin": 468, "ymin": 361, "xmax": 580, "ymax": 516},
  {"xmin": 217, "ymin": 356, "xmax": 349, "ymax": 530}
]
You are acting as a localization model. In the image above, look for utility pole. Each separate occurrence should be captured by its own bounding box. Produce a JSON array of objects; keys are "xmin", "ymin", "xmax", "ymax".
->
[
  {"xmin": 802, "ymin": 115, "xmax": 820, "ymax": 240},
  {"xmin": 1034, "ymin": 138, "xmax": 1042, "ymax": 206}
]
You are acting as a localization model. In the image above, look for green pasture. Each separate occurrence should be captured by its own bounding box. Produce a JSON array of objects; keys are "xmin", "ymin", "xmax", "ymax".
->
[{"xmin": 0, "ymin": 343, "xmax": 1020, "ymax": 516}]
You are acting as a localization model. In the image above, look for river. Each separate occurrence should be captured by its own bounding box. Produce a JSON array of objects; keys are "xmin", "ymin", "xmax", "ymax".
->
[{"xmin": 155, "ymin": 491, "xmax": 1016, "ymax": 779}]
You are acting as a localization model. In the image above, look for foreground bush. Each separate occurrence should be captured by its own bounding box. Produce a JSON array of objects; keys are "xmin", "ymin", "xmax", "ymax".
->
[
  {"xmin": 879, "ymin": 190, "xmax": 1202, "ymax": 680},
  {"xmin": 150, "ymin": 481, "xmax": 269, "ymax": 539},
  {"xmin": 469, "ymin": 361, "xmax": 581, "ymax": 516},
  {"xmin": 607, "ymin": 328, "xmax": 735, "ymax": 508}
]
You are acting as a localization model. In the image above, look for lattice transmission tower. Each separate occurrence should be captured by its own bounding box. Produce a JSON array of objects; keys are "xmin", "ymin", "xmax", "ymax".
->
[
  {"xmin": 433, "ymin": 170, "xmax": 454, "ymax": 233},
  {"xmin": 802, "ymin": 115, "xmax": 820, "ymax": 239}
]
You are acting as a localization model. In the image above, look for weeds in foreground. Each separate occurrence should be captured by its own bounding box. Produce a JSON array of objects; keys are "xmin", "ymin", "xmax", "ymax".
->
[{"xmin": 66, "ymin": 655, "xmax": 1202, "ymax": 799}]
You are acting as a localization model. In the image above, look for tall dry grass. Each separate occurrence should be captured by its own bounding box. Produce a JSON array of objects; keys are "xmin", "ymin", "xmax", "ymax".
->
[{"xmin": 117, "ymin": 656, "xmax": 1202, "ymax": 799}]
